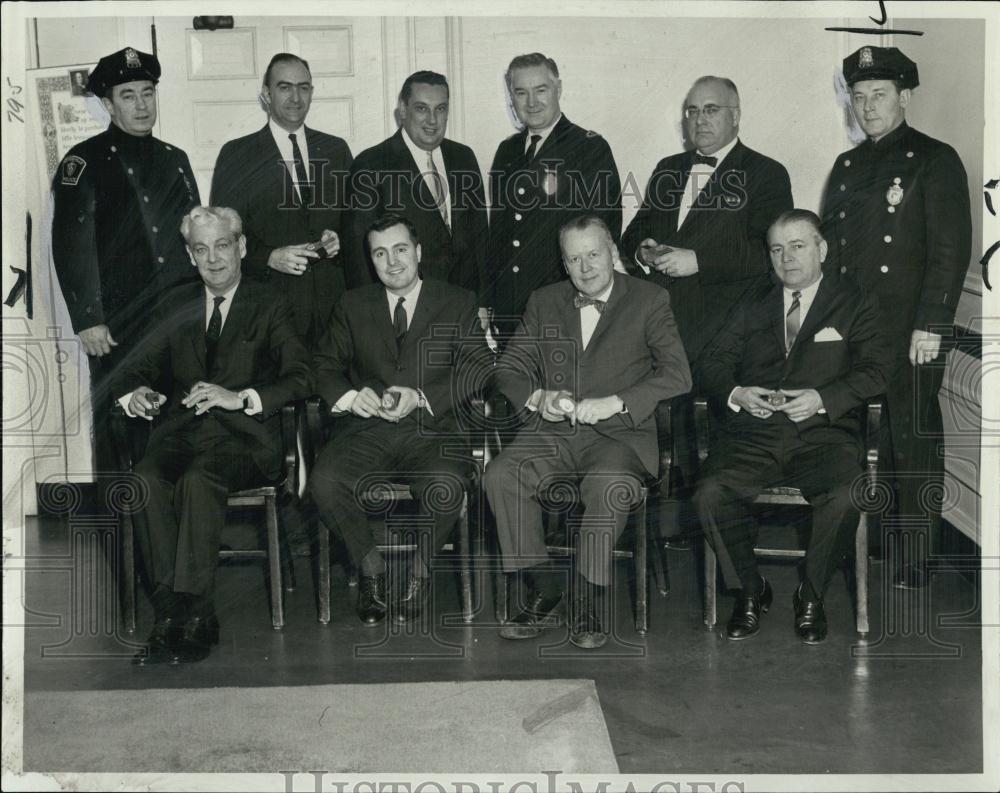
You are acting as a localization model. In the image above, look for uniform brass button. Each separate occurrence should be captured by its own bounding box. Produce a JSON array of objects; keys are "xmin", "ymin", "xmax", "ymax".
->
[
  {"xmin": 512, "ymin": 266, "xmax": 520, "ymax": 273},
  {"xmin": 840, "ymin": 239, "xmax": 846, "ymax": 246},
  {"xmin": 840, "ymin": 266, "xmax": 847, "ymax": 274},
  {"xmin": 839, "ymin": 211, "xmax": 846, "ymax": 219},
  {"xmin": 110, "ymin": 145, "xmax": 117, "ymax": 153},
  {"xmin": 127, "ymin": 168, "xmax": 134, "ymax": 175},
  {"xmin": 844, "ymin": 159, "xmax": 851, "ymax": 167},
  {"xmin": 143, "ymin": 196, "xmax": 149, "ymax": 203},
  {"xmin": 157, "ymin": 256, "xmax": 164, "ymax": 264},
  {"xmin": 883, "ymin": 235, "xmax": 892, "ymax": 243},
  {"xmin": 152, "ymin": 226, "xmax": 158, "ymax": 233},
  {"xmin": 887, "ymin": 206, "xmax": 895, "ymax": 214},
  {"xmin": 839, "ymin": 184, "xmax": 846, "ymax": 191},
  {"xmin": 513, "ymin": 240, "xmax": 521, "ymax": 248},
  {"xmin": 906, "ymin": 151, "xmax": 914, "ymax": 158},
  {"xmin": 514, "ymin": 213, "xmax": 522, "ymax": 221},
  {"xmin": 880, "ymin": 265, "xmax": 889, "ymax": 273},
  {"xmin": 165, "ymin": 145, "xmax": 172, "ymax": 151},
  {"xmin": 178, "ymin": 167, "xmax": 184, "ymax": 173},
  {"xmin": 517, "ymin": 187, "xmax": 526, "ymax": 196}
]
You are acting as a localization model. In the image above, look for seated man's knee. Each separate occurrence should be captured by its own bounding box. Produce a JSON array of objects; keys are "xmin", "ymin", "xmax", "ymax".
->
[
  {"xmin": 693, "ymin": 475, "xmax": 728, "ymax": 512},
  {"xmin": 580, "ymin": 470, "xmax": 644, "ymax": 513},
  {"xmin": 411, "ymin": 470, "xmax": 466, "ymax": 515}
]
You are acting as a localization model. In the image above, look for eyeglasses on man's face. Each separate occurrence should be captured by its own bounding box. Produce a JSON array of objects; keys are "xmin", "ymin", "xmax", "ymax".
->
[{"xmin": 684, "ymin": 104, "xmax": 737, "ymax": 120}]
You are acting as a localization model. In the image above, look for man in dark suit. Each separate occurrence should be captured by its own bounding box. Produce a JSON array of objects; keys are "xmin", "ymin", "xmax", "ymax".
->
[
  {"xmin": 309, "ymin": 214, "xmax": 485, "ymax": 626},
  {"xmin": 488, "ymin": 53, "xmax": 622, "ymax": 337},
  {"xmin": 694, "ymin": 210, "xmax": 891, "ymax": 644},
  {"xmin": 621, "ymin": 76, "xmax": 793, "ymax": 543},
  {"xmin": 485, "ymin": 215, "xmax": 691, "ymax": 649},
  {"xmin": 821, "ymin": 46, "xmax": 972, "ymax": 589},
  {"xmin": 119, "ymin": 206, "xmax": 311, "ymax": 664},
  {"xmin": 344, "ymin": 71, "xmax": 488, "ymax": 299},
  {"xmin": 210, "ymin": 52, "xmax": 353, "ymax": 348},
  {"xmin": 51, "ymin": 47, "xmax": 200, "ymax": 488}
]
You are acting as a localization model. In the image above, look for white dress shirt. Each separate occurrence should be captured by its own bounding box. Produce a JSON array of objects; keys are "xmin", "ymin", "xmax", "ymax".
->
[
  {"xmin": 523, "ymin": 112, "xmax": 562, "ymax": 154},
  {"xmin": 676, "ymin": 135, "xmax": 739, "ymax": 229},
  {"xmin": 580, "ymin": 280, "xmax": 613, "ymax": 350},
  {"xmin": 401, "ymin": 128, "xmax": 450, "ymax": 228},
  {"xmin": 268, "ymin": 117, "xmax": 310, "ymax": 201}
]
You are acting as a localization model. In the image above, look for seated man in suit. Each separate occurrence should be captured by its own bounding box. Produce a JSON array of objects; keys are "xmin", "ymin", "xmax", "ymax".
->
[
  {"xmin": 485, "ymin": 215, "xmax": 691, "ymax": 649},
  {"xmin": 120, "ymin": 206, "xmax": 312, "ymax": 664},
  {"xmin": 693, "ymin": 209, "xmax": 891, "ymax": 644},
  {"xmin": 309, "ymin": 213, "xmax": 485, "ymax": 626}
]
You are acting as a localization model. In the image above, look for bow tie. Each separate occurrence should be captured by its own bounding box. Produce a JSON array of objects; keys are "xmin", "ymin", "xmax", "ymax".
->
[
  {"xmin": 692, "ymin": 153, "xmax": 718, "ymax": 167},
  {"xmin": 574, "ymin": 294, "xmax": 606, "ymax": 313}
]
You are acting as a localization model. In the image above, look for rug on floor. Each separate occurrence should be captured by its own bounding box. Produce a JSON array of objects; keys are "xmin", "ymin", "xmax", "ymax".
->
[{"xmin": 24, "ymin": 678, "xmax": 619, "ymax": 773}]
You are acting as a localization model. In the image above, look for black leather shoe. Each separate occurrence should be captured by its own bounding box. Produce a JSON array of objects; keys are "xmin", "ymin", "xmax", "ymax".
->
[
  {"xmin": 793, "ymin": 584, "xmax": 827, "ymax": 645},
  {"xmin": 726, "ymin": 578, "xmax": 773, "ymax": 641},
  {"xmin": 175, "ymin": 614, "xmax": 221, "ymax": 663},
  {"xmin": 394, "ymin": 576, "xmax": 430, "ymax": 624},
  {"xmin": 132, "ymin": 616, "xmax": 184, "ymax": 665},
  {"xmin": 569, "ymin": 604, "xmax": 607, "ymax": 649},
  {"xmin": 357, "ymin": 574, "xmax": 388, "ymax": 626},
  {"xmin": 893, "ymin": 562, "xmax": 930, "ymax": 590},
  {"xmin": 499, "ymin": 590, "xmax": 564, "ymax": 640}
]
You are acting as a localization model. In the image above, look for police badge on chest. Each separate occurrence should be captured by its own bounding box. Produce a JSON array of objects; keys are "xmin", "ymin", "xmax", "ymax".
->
[{"xmin": 886, "ymin": 177, "xmax": 904, "ymax": 209}]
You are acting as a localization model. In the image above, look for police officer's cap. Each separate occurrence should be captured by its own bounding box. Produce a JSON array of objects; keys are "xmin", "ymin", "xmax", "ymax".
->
[
  {"xmin": 843, "ymin": 46, "xmax": 919, "ymax": 90},
  {"xmin": 86, "ymin": 47, "xmax": 161, "ymax": 97}
]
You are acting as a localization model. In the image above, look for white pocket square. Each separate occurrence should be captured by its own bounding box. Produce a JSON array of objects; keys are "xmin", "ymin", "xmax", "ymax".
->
[{"xmin": 813, "ymin": 327, "xmax": 843, "ymax": 342}]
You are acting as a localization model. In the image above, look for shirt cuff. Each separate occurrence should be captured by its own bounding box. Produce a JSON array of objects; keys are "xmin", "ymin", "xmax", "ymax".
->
[
  {"xmin": 525, "ymin": 389, "xmax": 543, "ymax": 412},
  {"xmin": 238, "ymin": 388, "xmax": 262, "ymax": 416},
  {"xmin": 118, "ymin": 392, "xmax": 138, "ymax": 418},
  {"xmin": 332, "ymin": 389, "xmax": 358, "ymax": 414},
  {"xmin": 634, "ymin": 251, "xmax": 651, "ymax": 275},
  {"xmin": 727, "ymin": 387, "xmax": 741, "ymax": 413},
  {"xmin": 417, "ymin": 389, "xmax": 434, "ymax": 416}
]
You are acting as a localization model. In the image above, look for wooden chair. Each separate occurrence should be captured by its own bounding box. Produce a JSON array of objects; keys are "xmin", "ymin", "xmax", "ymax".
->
[
  {"xmin": 695, "ymin": 398, "xmax": 882, "ymax": 640},
  {"xmin": 111, "ymin": 401, "xmax": 301, "ymax": 634},
  {"xmin": 304, "ymin": 397, "xmax": 484, "ymax": 625},
  {"xmin": 490, "ymin": 400, "xmax": 674, "ymax": 636}
]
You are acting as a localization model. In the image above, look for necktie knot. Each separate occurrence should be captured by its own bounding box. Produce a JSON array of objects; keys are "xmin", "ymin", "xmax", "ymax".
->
[
  {"xmin": 574, "ymin": 294, "xmax": 607, "ymax": 313},
  {"xmin": 213, "ymin": 296, "xmax": 225, "ymax": 307},
  {"xmin": 693, "ymin": 153, "xmax": 718, "ymax": 167},
  {"xmin": 525, "ymin": 134, "xmax": 542, "ymax": 161}
]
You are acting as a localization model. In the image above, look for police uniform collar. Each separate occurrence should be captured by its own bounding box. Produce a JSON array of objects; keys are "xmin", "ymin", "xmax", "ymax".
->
[
  {"xmin": 107, "ymin": 121, "xmax": 155, "ymax": 148},
  {"xmin": 867, "ymin": 120, "xmax": 909, "ymax": 151}
]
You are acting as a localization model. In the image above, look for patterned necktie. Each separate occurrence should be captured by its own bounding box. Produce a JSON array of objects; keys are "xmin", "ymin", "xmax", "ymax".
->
[
  {"xmin": 393, "ymin": 296, "xmax": 407, "ymax": 347},
  {"xmin": 574, "ymin": 294, "xmax": 607, "ymax": 313},
  {"xmin": 692, "ymin": 152, "xmax": 718, "ymax": 167},
  {"xmin": 426, "ymin": 152, "xmax": 449, "ymax": 231},
  {"xmin": 525, "ymin": 133, "xmax": 542, "ymax": 162},
  {"xmin": 289, "ymin": 133, "xmax": 312, "ymax": 207},
  {"xmin": 205, "ymin": 295, "xmax": 225, "ymax": 370},
  {"xmin": 785, "ymin": 290, "xmax": 801, "ymax": 353}
]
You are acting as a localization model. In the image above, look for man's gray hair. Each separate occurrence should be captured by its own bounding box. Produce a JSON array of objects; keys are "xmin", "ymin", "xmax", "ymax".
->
[
  {"xmin": 558, "ymin": 214, "xmax": 614, "ymax": 250},
  {"xmin": 505, "ymin": 52, "xmax": 560, "ymax": 88},
  {"xmin": 180, "ymin": 206, "xmax": 243, "ymax": 244},
  {"xmin": 690, "ymin": 75, "xmax": 741, "ymax": 107}
]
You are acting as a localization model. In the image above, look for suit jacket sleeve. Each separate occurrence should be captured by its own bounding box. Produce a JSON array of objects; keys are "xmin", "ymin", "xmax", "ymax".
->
[
  {"xmin": 816, "ymin": 292, "xmax": 891, "ymax": 423},
  {"xmin": 616, "ymin": 288, "xmax": 692, "ymax": 428},
  {"xmin": 118, "ymin": 320, "xmax": 173, "ymax": 397},
  {"xmin": 915, "ymin": 144, "xmax": 972, "ymax": 332},
  {"xmin": 250, "ymin": 295, "xmax": 313, "ymax": 418},
  {"xmin": 422, "ymin": 291, "xmax": 484, "ymax": 416},
  {"xmin": 343, "ymin": 153, "xmax": 379, "ymax": 289},
  {"xmin": 464, "ymin": 157, "xmax": 490, "ymax": 301},
  {"xmin": 620, "ymin": 160, "xmax": 663, "ymax": 272},
  {"xmin": 694, "ymin": 157, "xmax": 792, "ymax": 285},
  {"xmin": 494, "ymin": 290, "xmax": 546, "ymax": 411},
  {"xmin": 312, "ymin": 293, "xmax": 358, "ymax": 405},
  {"xmin": 590, "ymin": 137, "xmax": 623, "ymax": 243},
  {"xmin": 51, "ymin": 154, "xmax": 104, "ymax": 333},
  {"xmin": 210, "ymin": 140, "xmax": 272, "ymax": 279},
  {"xmin": 697, "ymin": 296, "xmax": 748, "ymax": 408}
]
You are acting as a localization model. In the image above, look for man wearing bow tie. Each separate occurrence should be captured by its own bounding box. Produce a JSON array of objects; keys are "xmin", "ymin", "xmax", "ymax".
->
[
  {"xmin": 485, "ymin": 215, "xmax": 691, "ymax": 649},
  {"xmin": 621, "ymin": 75, "xmax": 793, "ymax": 543},
  {"xmin": 694, "ymin": 210, "xmax": 891, "ymax": 644}
]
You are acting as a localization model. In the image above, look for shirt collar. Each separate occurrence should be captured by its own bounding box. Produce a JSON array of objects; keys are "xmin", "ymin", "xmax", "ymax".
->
[
  {"xmin": 386, "ymin": 277, "xmax": 423, "ymax": 306},
  {"xmin": 868, "ymin": 120, "xmax": 909, "ymax": 151},
  {"xmin": 269, "ymin": 117, "xmax": 305, "ymax": 145},
  {"xmin": 401, "ymin": 127, "xmax": 441, "ymax": 166},
  {"xmin": 784, "ymin": 273, "xmax": 822, "ymax": 301},
  {"xmin": 205, "ymin": 278, "xmax": 241, "ymax": 305},
  {"xmin": 525, "ymin": 112, "xmax": 563, "ymax": 149},
  {"xmin": 579, "ymin": 279, "xmax": 613, "ymax": 305},
  {"xmin": 696, "ymin": 135, "xmax": 739, "ymax": 165}
]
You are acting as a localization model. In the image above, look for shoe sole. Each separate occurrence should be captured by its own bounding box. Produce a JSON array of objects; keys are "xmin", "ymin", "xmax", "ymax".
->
[
  {"xmin": 570, "ymin": 632, "xmax": 608, "ymax": 649},
  {"xmin": 499, "ymin": 625, "xmax": 543, "ymax": 640}
]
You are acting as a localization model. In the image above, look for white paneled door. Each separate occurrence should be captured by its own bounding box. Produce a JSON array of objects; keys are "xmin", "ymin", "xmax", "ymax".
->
[{"xmin": 152, "ymin": 15, "xmax": 391, "ymax": 200}]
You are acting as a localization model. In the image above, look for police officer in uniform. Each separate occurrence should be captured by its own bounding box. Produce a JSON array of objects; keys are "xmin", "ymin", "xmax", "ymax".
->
[
  {"xmin": 488, "ymin": 53, "xmax": 622, "ymax": 338},
  {"xmin": 821, "ymin": 46, "xmax": 972, "ymax": 588},
  {"xmin": 51, "ymin": 47, "xmax": 200, "ymax": 484}
]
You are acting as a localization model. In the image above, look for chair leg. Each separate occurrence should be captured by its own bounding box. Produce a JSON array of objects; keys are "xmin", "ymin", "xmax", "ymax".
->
[
  {"xmin": 120, "ymin": 512, "xmax": 137, "ymax": 635},
  {"xmin": 855, "ymin": 513, "xmax": 870, "ymax": 640},
  {"xmin": 279, "ymin": 505, "xmax": 296, "ymax": 593},
  {"xmin": 457, "ymin": 492, "xmax": 474, "ymax": 624},
  {"xmin": 648, "ymin": 501, "xmax": 671, "ymax": 597},
  {"xmin": 317, "ymin": 521, "xmax": 331, "ymax": 625},
  {"xmin": 704, "ymin": 539, "xmax": 717, "ymax": 629},
  {"xmin": 635, "ymin": 496, "xmax": 649, "ymax": 635},
  {"xmin": 265, "ymin": 494, "xmax": 284, "ymax": 630}
]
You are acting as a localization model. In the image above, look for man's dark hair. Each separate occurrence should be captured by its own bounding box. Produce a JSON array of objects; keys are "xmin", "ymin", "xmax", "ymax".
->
[
  {"xmin": 263, "ymin": 53, "xmax": 311, "ymax": 88},
  {"xmin": 399, "ymin": 70, "xmax": 449, "ymax": 104},
  {"xmin": 769, "ymin": 208, "xmax": 825, "ymax": 243},
  {"xmin": 505, "ymin": 53, "xmax": 560, "ymax": 87},
  {"xmin": 558, "ymin": 213, "xmax": 613, "ymax": 250},
  {"xmin": 366, "ymin": 213, "xmax": 420, "ymax": 253}
]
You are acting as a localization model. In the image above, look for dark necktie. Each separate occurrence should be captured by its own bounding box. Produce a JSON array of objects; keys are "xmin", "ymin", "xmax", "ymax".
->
[
  {"xmin": 393, "ymin": 296, "xmax": 407, "ymax": 347},
  {"xmin": 426, "ymin": 152, "xmax": 450, "ymax": 232},
  {"xmin": 205, "ymin": 295, "xmax": 225, "ymax": 370},
  {"xmin": 692, "ymin": 153, "xmax": 718, "ymax": 167},
  {"xmin": 574, "ymin": 294, "xmax": 607, "ymax": 313},
  {"xmin": 785, "ymin": 290, "xmax": 801, "ymax": 353},
  {"xmin": 289, "ymin": 133, "xmax": 312, "ymax": 207},
  {"xmin": 525, "ymin": 133, "xmax": 542, "ymax": 162}
]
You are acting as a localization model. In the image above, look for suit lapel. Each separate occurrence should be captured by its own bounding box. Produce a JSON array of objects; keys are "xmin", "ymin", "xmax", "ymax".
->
[
  {"xmin": 185, "ymin": 286, "xmax": 209, "ymax": 372},
  {"xmin": 788, "ymin": 277, "xmax": 838, "ymax": 357},
  {"xmin": 394, "ymin": 131, "xmax": 452, "ymax": 237},
  {"xmin": 583, "ymin": 272, "xmax": 627, "ymax": 354},
  {"xmin": 677, "ymin": 142, "xmax": 744, "ymax": 233},
  {"xmin": 215, "ymin": 281, "xmax": 251, "ymax": 353},
  {"xmin": 399, "ymin": 281, "xmax": 438, "ymax": 357},
  {"xmin": 368, "ymin": 288, "xmax": 399, "ymax": 360},
  {"xmin": 766, "ymin": 283, "xmax": 786, "ymax": 356},
  {"xmin": 560, "ymin": 285, "xmax": 584, "ymax": 355}
]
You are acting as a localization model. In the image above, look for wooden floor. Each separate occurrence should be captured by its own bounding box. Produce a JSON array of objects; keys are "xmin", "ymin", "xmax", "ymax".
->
[{"xmin": 19, "ymin": 510, "xmax": 984, "ymax": 776}]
